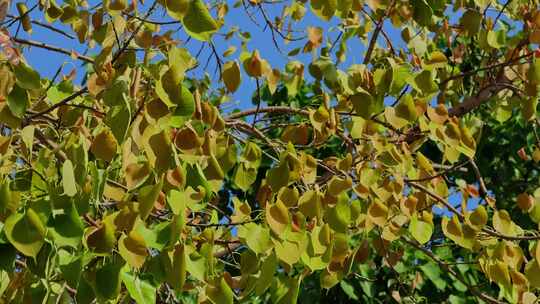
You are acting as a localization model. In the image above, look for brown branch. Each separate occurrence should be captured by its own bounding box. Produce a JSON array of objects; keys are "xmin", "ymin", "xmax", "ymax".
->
[
  {"xmin": 6, "ymin": 14, "xmax": 75, "ymax": 39},
  {"xmin": 225, "ymin": 106, "xmax": 309, "ymax": 120},
  {"xmin": 11, "ymin": 37, "xmax": 94, "ymax": 63},
  {"xmin": 447, "ymin": 81, "xmax": 513, "ymax": 117},
  {"xmin": 402, "ymin": 238, "xmax": 504, "ymax": 304},
  {"xmin": 111, "ymin": 1, "xmax": 158, "ymax": 64},
  {"xmin": 28, "ymin": 87, "xmax": 89, "ymax": 120},
  {"xmin": 363, "ymin": 1, "xmax": 394, "ymax": 64},
  {"xmin": 363, "ymin": 20, "xmax": 383, "ymax": 64},
  {"xmin": 226, "ymin": 119, "xmax": 281, "ymax": 156},
  {"xmin": 439, "ymin": 51, "xmax": 534, "ymax": 87},
  {"xmin": 468, "ymin": 157, "xmax": 488, "ymax": 198},
  {"xmin": 187, "ymin": 219, "xmax": 257, "ymax": 228},
  {"xmin": 252, "ymin": 77, "xmax": 262, "ymax": 127},
  {"xmin": 408, "ymin": 181, "xmax": 464, "ymax": 220},
  {"xmin": 405, "ymin": 159, "xmax": 471, "ymax": 182}
]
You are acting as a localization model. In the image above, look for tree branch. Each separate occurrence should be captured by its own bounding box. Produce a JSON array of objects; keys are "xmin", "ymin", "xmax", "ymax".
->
[{"xmin": 11, "ymin": 37, "xmax": 94, "ymax": 63}]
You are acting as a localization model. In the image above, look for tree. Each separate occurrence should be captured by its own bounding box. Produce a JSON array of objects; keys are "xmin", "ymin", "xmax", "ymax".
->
[{"xmin": 0, "ymin": 0, "xmax": 540, "ymax": 303}]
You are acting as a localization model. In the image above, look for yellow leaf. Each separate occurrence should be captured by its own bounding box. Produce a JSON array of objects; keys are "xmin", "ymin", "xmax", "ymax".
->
[
  {"xmin": 466, "ymin": 205, "xmax": 487, "ymax": 230},
  {"xmin": 222, "ymin": 61, "xmax": 241, "ymax": 93},
  {"xmin": 367, "ymin": 199, "xmax": 388, "ymax": 227},
  {"xmin": 493, "ymin": 210, "xmax": 519, "ymax": 236},
  {"xmin": 91, "ymin": 129, "xmax": 118, "ymax": 162},
  {"xmin": 118, "ymin": 231, "xmax": 148, "ymax": 269}
]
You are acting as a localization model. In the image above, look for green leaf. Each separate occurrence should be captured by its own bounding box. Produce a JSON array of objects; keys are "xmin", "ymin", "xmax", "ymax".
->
[
  {"xmin": 420, "ymin": 262, "xmax": 446, "ymax": 290},
  {"xmin": 411, "ymin": 0, "xmax": 432, "ymax": 26},
  {"xmin": 165, "ymin": 0, "xmax": 189, "ymax": 20},
  {"xmin": 166, "ymin": 244, "xmax": 187, "ymax": 291},
  {"xmin": 156, "ymin": 75, "xmax": 195, "ymax": 116},
  {"xmin": 13, "ymin": 62, "xmax": 41, "ymax": 90},
  {"xmin": 105, "ymin": 98, "xmax": 131, "ymax": 144},
  {"xmin": 49, "ymin": 204, "xmax": 84, "ymax": 248},
  {"xmin": 182, "ymin": 0, "xmax": 218, "ymax": 41},
  {"xmin": 7, "ymin": 84, "xmax": 29, "ymax": 118},
  {"xmin": 340, "ymin": 281, "xmax": 359, "ymax": 300},
  {"xmin": 256, "ymin": 252, "xmax": 278, "ymax": 295},
  {"xmin": 62, "ymin": 160, "xmax": 77, "ymax": 197},
  {"xmin": 95, "ymin": 260, "xmax": 124, "ymax": 300},
  {"xmin": 121, "ymin": 268, "xmax": 157, "ymax": 304},
  {"xmin": 4, "ymin": 209, "xmax": 46, "ymax": 258},
  {"xmin": 138, "ymin": 180, "xmax": 163, "ymax": 220}
]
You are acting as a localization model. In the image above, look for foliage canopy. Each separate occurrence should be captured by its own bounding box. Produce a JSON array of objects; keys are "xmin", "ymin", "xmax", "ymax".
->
[{"xmin": 1, "ymin": 0, "xmax": 540, "ymax": 303}]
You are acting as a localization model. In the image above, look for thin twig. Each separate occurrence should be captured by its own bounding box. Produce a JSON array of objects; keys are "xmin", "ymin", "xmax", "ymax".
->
[{"xmin": 11, "ymin": 37, "xmax": 94, "ymax": 63}]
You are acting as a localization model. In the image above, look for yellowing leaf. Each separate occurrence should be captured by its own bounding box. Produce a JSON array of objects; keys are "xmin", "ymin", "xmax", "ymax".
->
[
  {"xmin": 222, "ymin": 46, "xmax": 237, "ymax": 57},
  {"xmin": 125, "ymin": 162, "xmax": 151, "ymax": 190},
  {"xmin": 182, "ymin": 0, "xmax": 218, "ymax": 41},
  {"xmin": 222, "ymin": 61, "xmax": 241, "ymax": 93},
  {"xmin": 91, "ymin": 129, "xmax": 118, "ymax": 162},
  {"xmin": 425, "ymin": 51, "xmax": 447, "ymax": 68},
  {"xmin": 368, "ymin": 199, "xmax": 388, "ymax": 227},
  {"xmin": 266, "ymin": 200, "xmax": 290, "ymax": 235},
  {"xmin": 118, "ymin": 231, "xmax": 148, "ymax": 269},
  {"xmin": 517, "ymin": 192, "xmax": 534, "ymax": 211},
  {"xmin": 522, "ymin": 97, "xmax": 538, "ymax": 121},
  {"xmin": 441, "ymin": 215, "xmax": 463, "ymax": 243},
  {"xmin": 243, "ymin": 50, "xmax": 270, "ymax": 78},
  {"xmin": 299, "ymin": 189, "xmax": 321, "ymax": 219},
  {"xmin": 489, "ymin": 260, "xmax": 511, "ymax": 287},
  {"xmin": 84, "ymin": 215, "xmax": 117, "ymax": 254}
]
